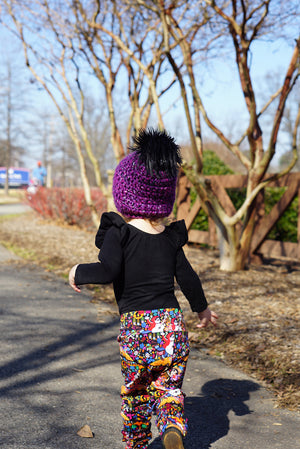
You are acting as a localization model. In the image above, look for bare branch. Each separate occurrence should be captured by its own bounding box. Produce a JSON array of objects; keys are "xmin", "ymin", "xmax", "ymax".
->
[
  {"xmin": 263, "ymin": 39, "xmax": 300, "ymax": 168},
  {"xmin": 257, "ymin": 86, "xmax": 283, "ymax": 118},
  {"xmin": 248, "ymin": 1, "xmax": 270, "ymax": 42}
]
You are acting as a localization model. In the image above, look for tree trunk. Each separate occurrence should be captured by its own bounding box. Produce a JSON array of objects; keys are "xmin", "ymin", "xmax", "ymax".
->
[
  {"xmin": 4, "ymin": 168, "xmax": 9, "ymax": 196},
  {"xmin": 218, "ymin": 236, "xmax": 241, "ymax": 271},
  {"xmin": 74, "ymin": 139, "xmax": 99, "ymax": 228},
  {"xmin": 217, "ymin": 227, "xmax": 249, "ymax": 271},
  {"xmin": 106, "ymin": 169, "xmax": 116, "ymax": 212},
  {"xmin": 217, "ymin": 199, "xmax": 258, "ymax": 271}
]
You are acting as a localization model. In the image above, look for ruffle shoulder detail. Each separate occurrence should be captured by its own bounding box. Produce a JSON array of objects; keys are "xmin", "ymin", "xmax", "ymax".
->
[
  {"xmin": 167, "ymin": 220, "xmax": 188, "ymax": 248},
  {"xmin": 95, "ymin": 212, "xmax": 129, "ymax": 249}
]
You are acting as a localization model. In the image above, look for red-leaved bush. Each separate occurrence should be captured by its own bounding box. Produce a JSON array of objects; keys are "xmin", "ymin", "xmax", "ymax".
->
[{"xmin": 25, "ymin": 187, "xmax": 107, "ymax": 230}]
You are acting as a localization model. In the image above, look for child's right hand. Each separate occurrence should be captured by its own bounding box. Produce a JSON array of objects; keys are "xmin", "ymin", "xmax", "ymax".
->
[
  {"xmin": 69, "ymin": 264, "xmax": 81, "ymax": 292},
  {"xmin": 197, "ymin": 307, "xmax": 218, "ymax": 328}
]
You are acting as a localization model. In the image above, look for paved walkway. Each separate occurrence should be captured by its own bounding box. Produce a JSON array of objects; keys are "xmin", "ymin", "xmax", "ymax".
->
[
  {"xmin": 0, "ymin": 203, "xmax": 31, "ymax": 216},
  {"xmin": 0, "ymin": 245, "xmax": 299, "ymax": 448}
]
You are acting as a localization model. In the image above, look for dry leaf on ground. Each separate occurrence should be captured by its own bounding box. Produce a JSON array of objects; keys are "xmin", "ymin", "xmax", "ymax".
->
[{"xmin": 77, "ymin": 424, "xmax": 94, "ymax": 438}]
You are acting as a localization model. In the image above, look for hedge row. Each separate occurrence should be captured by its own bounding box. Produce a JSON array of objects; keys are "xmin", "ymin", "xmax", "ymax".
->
[{"xmin": 25, "ymin": 187, "xmax": 107, "ymax": 230}]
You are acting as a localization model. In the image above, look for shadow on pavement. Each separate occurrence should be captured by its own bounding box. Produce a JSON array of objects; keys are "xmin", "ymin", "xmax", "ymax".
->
[
  {"xmin": 149, "ymin": 378, "xmax": 260, "ymax": 449},
  {"xmin": 0, "ymin": 316, "xmax": 120, "ymax": 396}
]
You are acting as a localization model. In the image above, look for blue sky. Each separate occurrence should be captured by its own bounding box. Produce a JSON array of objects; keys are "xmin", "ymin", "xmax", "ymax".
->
[{"xmin": 0, "ymin": 22, "xmax": 298, "ymax": 169}]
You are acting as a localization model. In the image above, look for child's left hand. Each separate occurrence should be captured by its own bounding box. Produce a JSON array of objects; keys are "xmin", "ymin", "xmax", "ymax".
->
[
  {"xmin": 197, "ymin": 307, "xmax": 218, "ymax": 329},
  {"xmin": 69, "ymin": 264, "xmax": 81, "ymax": 292}
]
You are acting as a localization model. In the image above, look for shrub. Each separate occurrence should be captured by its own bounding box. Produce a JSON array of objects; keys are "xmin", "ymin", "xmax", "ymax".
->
[
  {"xmin": 25, "ymin": 187, "xmax": 107, "ymax": 230},
  {"xmin": 202, "ymin": 150, "xmax": 234, "ymax": 176},
  {"xmin": 189, "ymin": 151, "xmax": 298, "ymax": 243},
  {"xmin": 264, "ymin": 187, "xmax": 298, "ymax": 243},
  {"xmin": 190, "ymin": 150, "xmax": 233, "ymax": 231}
]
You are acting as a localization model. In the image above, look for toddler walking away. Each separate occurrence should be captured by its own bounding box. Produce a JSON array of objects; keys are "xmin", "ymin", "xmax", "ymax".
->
[{"xmin": 69, "ymin": 128, "xmax": 218, "ymax": 449}]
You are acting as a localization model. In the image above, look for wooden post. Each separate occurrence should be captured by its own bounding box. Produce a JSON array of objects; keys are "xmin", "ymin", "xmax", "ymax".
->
[
  {"xmin": 185, "ymin": 198, "xmax": 202, "ymax": 230},
  {"xmin": 251, "ymin": 179, "xmax": 299, "ymax": 255},
  {"xmin": 250, "ymin": 189, "xmax": 265, "ymax": 264},
  {"xmin": 176, "ymin": 170, "xmax": 191, "ymax": 221}
]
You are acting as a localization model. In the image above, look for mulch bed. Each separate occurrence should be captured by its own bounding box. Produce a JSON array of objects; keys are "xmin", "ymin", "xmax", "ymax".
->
[{"xmin": 0, "ymin": 212, "xmax": 299, "ymax": 411}]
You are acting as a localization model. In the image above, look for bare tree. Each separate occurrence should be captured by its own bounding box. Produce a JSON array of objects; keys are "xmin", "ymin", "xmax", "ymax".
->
[
  {"xmin": 70, "ymin": 0, "xmax": 126, "ymax": 160},
  {"xmin": 74, "ymin": 0, "xmax": 178, "ymax": 141},
  {"xmin": 83, "ymin": 94, "xmax": 114, "ymax": 184},
  {"xmin": 144, "ymin": 0, "xmax": 300, "ymax": 270},
  {"xmin": 49, "ymin": 125, "xmax": 81, "ymax": 187},
  {"xmin": 0, "ymin": 49, "xmax": 28, "ymax": 193},
  {"xmin": 2, "ymin": 0, "xmax": 175, "ymax": 215},
  {"xmin": 2, "ymin": 0, "xmax": 107, "ymax": 225},
  {"xmin": 258, "ymin": 68, "xmax": 300, "ymax": 172},
  {"xmin": 276, "ymin": 82, "xmax": 300, "ymax": 171},
  {"xmin": 1, "ymin": 61, "xmax": 13, "ymax": 195}
]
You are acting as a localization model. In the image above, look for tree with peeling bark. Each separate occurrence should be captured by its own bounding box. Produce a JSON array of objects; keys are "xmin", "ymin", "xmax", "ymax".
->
[
  {"xmin": 73, "ymin": 0, "xmax": 178, "ymax": 141},
  {"xmin": 70, "ymin": 0, "xmax": 126, "ymax": 161},
  {"xmin": 2, "ymin": 0, "xmax": 106, "ymax": 226},
  {"xmin": 139, "ymin": 0, "xmax": 300, "ymax": 270},
  {"xmin": 2, "ymin": 0, "xmax": 177, "ymax": 216}
]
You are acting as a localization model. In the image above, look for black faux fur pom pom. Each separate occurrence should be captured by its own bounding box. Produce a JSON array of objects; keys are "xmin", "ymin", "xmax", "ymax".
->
[{"xmin": 129, "ymin": 128, "xmax": 182, "ymax": 178}]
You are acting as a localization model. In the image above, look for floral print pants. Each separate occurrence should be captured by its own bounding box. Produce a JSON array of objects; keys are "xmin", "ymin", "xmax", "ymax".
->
[{"xmin": 118, "ymin": 308, "xmax": 190, "ymax": 449}]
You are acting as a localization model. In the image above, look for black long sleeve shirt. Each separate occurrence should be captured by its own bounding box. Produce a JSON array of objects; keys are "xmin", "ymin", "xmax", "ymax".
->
[{"xmin": 75, "ymin": 212, "xmax": 208, "ymax": 315}]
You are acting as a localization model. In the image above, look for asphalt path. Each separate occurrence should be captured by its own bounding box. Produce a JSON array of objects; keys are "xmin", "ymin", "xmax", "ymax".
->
[
  {"xmin": 0, "ymin": 220, "xmax": 299, "ymax": 448},
  {"xmin": 0, "ymin": 203, "xmax": 31, "ymax": 216}
]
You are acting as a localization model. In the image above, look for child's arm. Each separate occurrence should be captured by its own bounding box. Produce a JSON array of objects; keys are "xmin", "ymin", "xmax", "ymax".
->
[
  {"xmin": 175, "ymin": 248, "xmax": 218, "ymax": 328},
  {"xmin": 68, "ymin": 226, "xmax": 122, "ymax": 292}
]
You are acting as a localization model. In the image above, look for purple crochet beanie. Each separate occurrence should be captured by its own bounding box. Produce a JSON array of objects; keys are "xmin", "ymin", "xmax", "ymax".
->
[{"xmin": 113, "ymin": 128, "xmax": 181, "ymax": 219}]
